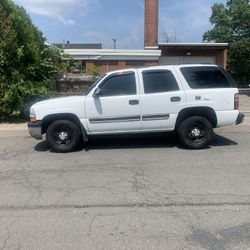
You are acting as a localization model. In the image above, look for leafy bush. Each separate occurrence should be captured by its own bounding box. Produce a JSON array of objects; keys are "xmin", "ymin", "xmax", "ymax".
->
[{"xmin": 0, "ymin": 0, "xmax": 62, "ymax": 120}]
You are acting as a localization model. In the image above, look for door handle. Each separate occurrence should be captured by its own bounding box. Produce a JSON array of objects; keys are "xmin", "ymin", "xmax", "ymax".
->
[
  {"xmin": 170, "ymin": 96, "xmax": 181, "ymax": 102},
  {"xmin": 129, "ymin": 99, "xmax": 139, "ymax": 105}
]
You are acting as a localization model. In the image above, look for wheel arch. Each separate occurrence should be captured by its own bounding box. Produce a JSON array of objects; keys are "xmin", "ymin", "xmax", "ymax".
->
[
  {"xmin": 41, "ymin": 113, "xmax": 88, "ymax": 142},
  {"xmin": 175, "ymin": 107, "xmax": 217, "ymax": 129}
]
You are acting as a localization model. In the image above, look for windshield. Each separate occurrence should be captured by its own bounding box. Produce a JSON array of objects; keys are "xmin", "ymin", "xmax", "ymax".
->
[{"xmin": 83, "ymin": 74, "xmax": 106, "ymax": 95}]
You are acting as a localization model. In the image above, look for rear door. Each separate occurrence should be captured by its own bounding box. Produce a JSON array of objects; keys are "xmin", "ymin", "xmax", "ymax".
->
[{"xmin": 139, "ymin": 66, "xmax": 186, "ymax": 131}]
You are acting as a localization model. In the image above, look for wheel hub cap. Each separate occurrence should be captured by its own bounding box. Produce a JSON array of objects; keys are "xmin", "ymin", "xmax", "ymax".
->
[
  {"xmin": 58, "ymin": 131, "xmax": 68, "ymax": 141},
  {"xmin": 191, "ymin": 128, "xmax": 201, "ymax": 137}
]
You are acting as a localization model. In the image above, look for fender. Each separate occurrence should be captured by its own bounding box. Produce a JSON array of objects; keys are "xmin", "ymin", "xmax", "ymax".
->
[
  {"xmin": 41, "ymin": 113, "xmax": 88, "ymax": 142},
  {"xmin": 175, "ymin": 107, "xmax": 217, "ymax": 129}
]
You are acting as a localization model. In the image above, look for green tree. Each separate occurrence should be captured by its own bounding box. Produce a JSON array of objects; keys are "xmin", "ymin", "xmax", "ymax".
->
[
  {"xmin": 203, "ymin": 0, "xmax": 250, "ymax": 86},
  {"xmin": 0, "ymin": 0, "xmax": 62, "ymax": 120}
]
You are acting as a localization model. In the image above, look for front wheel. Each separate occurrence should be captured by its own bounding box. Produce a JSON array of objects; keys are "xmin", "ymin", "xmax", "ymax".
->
[
  {"xmin": 46, "ymin": 120, "xmax": 81, "ymax": 153},
  {"xmin": 177, "ymin": 116, "xmax": 214, "ymax": 149}
]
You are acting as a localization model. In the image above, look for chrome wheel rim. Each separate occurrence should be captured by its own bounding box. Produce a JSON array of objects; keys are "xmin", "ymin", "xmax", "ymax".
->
[
  {"xmin": 185, "ymin": 123, "xmax": 206, "ymax": 143},
  {"xmin": 54, "ymin": 127, "xmax": 72, "ymax": 146}
]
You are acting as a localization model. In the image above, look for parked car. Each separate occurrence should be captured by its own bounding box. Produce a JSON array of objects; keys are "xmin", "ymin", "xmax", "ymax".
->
[{"xmin": 28, "ymin": 64, "xmax": 244, "ymax": 152}]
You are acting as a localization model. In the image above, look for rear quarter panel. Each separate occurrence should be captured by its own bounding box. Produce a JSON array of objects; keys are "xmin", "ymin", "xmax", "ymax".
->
[{"xmin": 174, "ymin": 66, "xmax": 239, "ymax": 127}]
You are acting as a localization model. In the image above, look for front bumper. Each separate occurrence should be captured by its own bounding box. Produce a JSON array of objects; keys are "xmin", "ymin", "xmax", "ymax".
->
[
  {"xmin": 236, "ymin": 112, "xmax": 245, "ymax": 125},
  {"xmin": 28, "ymin": 121, "xmax": 42, "ymax": 140}
]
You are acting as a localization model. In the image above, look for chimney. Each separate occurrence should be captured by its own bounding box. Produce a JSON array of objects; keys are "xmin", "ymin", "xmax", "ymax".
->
[{"xmin": 144, "ymin": 0, "xmax": 159, "ymax": 48}]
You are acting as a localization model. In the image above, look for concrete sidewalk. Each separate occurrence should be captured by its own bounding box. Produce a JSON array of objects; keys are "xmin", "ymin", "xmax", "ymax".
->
[
  {"xmin": 239, "ymin": 94, "xmax": 250, "ymax": 113},
  {"xmin": 1, "ymin": 94, "xmax": 250, "ymax": 130},
  {"xmin": 0, "ymin": 123, "xmax": 27, "ymax": 131}
]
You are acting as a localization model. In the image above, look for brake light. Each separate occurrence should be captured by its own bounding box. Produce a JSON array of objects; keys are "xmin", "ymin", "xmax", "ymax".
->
[{"xmin": 234, "ymin": 93, "xmax": 239, "ymax": 110}]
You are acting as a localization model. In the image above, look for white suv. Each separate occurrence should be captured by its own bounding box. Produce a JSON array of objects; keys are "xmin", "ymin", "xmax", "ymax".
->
[{"xmin": 28, "ymin": 65, "xmax": 244, "ymax": 152}]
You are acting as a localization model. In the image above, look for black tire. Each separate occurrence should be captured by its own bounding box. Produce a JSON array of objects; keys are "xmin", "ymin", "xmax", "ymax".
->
[
  {"xmin": 46, "ymin": 120, "xmax": 81, "ymax": 153},
  {"xmin": 177, "ymin": 116, "xmax": 214, "ymax": 149}
]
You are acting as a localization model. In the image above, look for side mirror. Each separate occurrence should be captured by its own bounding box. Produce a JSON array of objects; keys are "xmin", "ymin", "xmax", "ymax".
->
[{"xmin": 93, "ymin": 88, "xmax": 102, "ymax": 98}]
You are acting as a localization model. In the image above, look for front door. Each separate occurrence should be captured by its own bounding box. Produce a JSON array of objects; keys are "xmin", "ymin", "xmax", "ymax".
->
[{"xmin": 85, "ymin": 71, "xmax": 141, "ymax": 134}]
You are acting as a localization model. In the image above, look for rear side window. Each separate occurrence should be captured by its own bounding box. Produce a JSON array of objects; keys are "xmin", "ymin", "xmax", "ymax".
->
[
  {"xmin": 142, "ymin": 70, "xmax": 179, "ymax": 94},
  {"xmin": 180, "ymin": 66, "xmax": 232, "ymax": 89}
]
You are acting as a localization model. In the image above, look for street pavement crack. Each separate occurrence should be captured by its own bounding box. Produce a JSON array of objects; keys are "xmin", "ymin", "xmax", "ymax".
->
[{"xmin": 0, "ymin": 201, "xmax": 250, "ymax": 211}]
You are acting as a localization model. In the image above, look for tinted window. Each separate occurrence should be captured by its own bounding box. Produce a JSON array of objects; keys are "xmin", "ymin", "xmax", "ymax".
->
[
  {"xmin": 142, "ymin": 70, "xmax": 179, "ymax": 94},
  {"xmin": 180, "ymin": 66, "xmax": 231, "ymax": 89},
  {"xmin": 85, "ymin": 75, "xmax": 106, "ymax": 95},
  {"xmin": 99, "ymin": 72, "xmax": 136, "ymax": 96}
]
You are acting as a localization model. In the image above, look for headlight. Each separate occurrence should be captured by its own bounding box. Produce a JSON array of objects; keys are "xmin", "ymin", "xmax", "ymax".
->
[{"xmin": 30, "ymin": 109, "xmax": 37, "ymax": 122}]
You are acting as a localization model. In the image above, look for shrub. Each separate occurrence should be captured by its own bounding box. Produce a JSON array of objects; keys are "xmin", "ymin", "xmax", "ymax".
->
[{"xmin": 0, "ymin": 0, "xmax": 61, "ymax": 120}]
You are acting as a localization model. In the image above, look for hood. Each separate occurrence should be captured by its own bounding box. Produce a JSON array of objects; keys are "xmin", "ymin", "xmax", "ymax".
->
[
  {"xmin": 31, "ymin": 96, "xmax": 86, "ymax": 120},
  {"xmin": 32, "ymin": 96, "xmax": 84, "ymax": 109}
]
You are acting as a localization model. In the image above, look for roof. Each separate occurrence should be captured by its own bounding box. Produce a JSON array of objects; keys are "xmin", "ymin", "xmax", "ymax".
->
[
  {"xmin": 104, "ymin": 64, "xmax": 219, "ymax": 75},
  {"xmin": 53, "ymin": 43, "xmax": 102, "ymax": 49},
  {"xmin": 158, "ymin": 43, "xmax": 228, "ymax": 50},
  {"xmin": 63, "ymin": 49, "xmax": 162, "ymax": 61}
]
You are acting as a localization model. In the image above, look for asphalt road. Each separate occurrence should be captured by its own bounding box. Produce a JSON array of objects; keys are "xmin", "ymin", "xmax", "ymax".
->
[{"xmin": 0, "ymin": 121, "xmax": 250, "ymax": 250}]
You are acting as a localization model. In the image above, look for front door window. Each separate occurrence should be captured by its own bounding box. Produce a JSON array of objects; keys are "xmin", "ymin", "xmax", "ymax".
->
[{"xmin": 99, "ymin": 72, "xmax": 136, "ymax": 96}]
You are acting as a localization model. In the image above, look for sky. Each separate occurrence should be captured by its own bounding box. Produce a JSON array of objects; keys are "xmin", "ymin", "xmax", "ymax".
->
[{"xmin": 13, "ymin": 0, "xmax": 227, "ymax": 49}]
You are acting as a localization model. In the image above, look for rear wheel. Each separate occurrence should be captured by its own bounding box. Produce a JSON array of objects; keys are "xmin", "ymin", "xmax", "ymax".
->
[
  {"xmin": 46, "ymin": 120, "xmax": 81, "ymax": 153},
  {"xmin": 177, "ymin": 116, "xmax": 214, "ymax": 149}
]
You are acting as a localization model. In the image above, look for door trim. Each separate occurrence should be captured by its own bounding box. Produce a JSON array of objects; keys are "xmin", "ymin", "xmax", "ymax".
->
[
  {"xmin": 142, "ymin": 114, "xmax": 170, "ymax": 121},
  {"xmin": 89, "ymin": 115, "xmax": 141, "ymax": 124}
]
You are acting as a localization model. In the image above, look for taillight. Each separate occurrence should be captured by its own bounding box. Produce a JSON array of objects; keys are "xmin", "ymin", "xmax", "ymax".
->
[{"xmin": 234, "ymin": 93, "xmax": 239, "ymax": 110}]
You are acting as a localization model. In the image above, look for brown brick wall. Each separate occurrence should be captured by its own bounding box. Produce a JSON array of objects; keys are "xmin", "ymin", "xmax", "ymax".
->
[
  {"xmin": 95, "ymin": 61, "xmax": 119, "ymax": 75},
  {"xmin": 125, "ymin": 60, "xmax": 158, "ymax": 68},
  {"xmin": 144, "ymin": 0, "xmax": 159, "ymax": 47},
  {"xmin": 88, "ymin": 60, "xmax": 159, "ymax": 75}
]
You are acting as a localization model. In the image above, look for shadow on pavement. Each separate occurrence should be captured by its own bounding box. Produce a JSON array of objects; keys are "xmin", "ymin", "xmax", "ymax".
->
[
  {"xmin": 34, "ymin": 133, "xmax": 237, "ymax": 153},
  {"xmin": 190, "ymin": 222, "xmax": 250, "ymax": 250},
  {"xmin": 211, "ymin": 134, "xmax": 238, "ymax": 147},
  {"xmin": 35, "ymin": 140, "xmax": 50, "ymax": 152},
  {"xmin": 84, "ymin": 133, "xmax": 178, "ymax": 151}
]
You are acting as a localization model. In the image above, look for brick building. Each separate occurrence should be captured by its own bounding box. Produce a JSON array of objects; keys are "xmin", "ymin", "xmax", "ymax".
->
[
  {"xmin": 63, "ymin": 49, "xmax": 161, "ymax": 75},
  {"xmin": 59, "ymin": 0, "xmax": 228, "ymax": 77}
]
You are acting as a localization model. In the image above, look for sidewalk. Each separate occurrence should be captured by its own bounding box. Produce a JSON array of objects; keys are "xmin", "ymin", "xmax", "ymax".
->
[
  {"xmin": 0, "ymin": 123, "xmax": 27, "ymax": 131},
  {"xmin": 239, "ymin": 94, "xmax": 250, "ymax": 113},
  {"xmin": 1, "ymin": 94, "xmax": 250, "ymax": 130}
]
